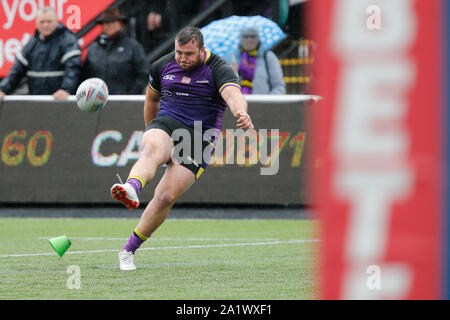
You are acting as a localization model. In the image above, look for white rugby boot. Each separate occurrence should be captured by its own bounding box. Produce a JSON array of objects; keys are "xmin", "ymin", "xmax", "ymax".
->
[
  {"xmin": 111, "ymin": 183, "xmax": 140, "ymax": 210},
  {"xmin": 118, "ymin": 249, "xmax": 136, "ymax": 271}
]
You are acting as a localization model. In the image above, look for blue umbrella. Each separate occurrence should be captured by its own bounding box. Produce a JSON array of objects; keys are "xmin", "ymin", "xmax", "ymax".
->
[{"xmin": 200, "ymin": 15, "xmax": 286, "ymax": 60}]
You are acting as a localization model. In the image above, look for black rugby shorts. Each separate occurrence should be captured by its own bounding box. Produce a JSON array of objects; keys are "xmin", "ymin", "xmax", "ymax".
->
[{"xmin": 145, "ymin": 116, "xmax": 216, "ymax": 179}]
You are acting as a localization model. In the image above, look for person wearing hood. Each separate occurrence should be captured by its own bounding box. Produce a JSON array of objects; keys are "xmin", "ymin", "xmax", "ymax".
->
[
  {"xmin": 81, "ymin": 7, "xmax": 148, "ymax": 95},
  {"xmin": 0, "ymin": 7, "xmax": 81, "ymax": 99},
  {"xmin": 227, "ymin": 26, "xmax": 286, "ymax": 95}
]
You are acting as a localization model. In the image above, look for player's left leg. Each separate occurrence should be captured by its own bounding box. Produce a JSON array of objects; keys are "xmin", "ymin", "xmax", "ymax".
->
[
  {"xmin": 119, "ymin": 162, "xmax": 196, "ymax": 270},
  {"xmin": 137, "ymin": 162, "xmax": 195, "ymax": 236}
]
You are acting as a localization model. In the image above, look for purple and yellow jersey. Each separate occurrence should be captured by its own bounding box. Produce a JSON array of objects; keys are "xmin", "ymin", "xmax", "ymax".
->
[{"xmin": 148, "ymin": 49, "xmax": 240, "ymax": 130}]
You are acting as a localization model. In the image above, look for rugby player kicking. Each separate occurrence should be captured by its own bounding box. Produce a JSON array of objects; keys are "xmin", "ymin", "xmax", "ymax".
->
[{"xmin": 111, "ymin": 26, "xmax": 254, "ymax": 270}]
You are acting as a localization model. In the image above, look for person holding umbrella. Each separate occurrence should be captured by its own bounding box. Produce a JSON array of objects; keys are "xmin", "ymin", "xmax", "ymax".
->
[{"xmin": 228, "ymin": 26, "xmax": 286, "ymax": 95}]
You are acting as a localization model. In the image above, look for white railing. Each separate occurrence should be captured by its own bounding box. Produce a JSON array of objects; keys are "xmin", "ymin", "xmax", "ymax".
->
[{"xmin": 1, "ymin": 94, "xmax": 322, "ymax": 104}]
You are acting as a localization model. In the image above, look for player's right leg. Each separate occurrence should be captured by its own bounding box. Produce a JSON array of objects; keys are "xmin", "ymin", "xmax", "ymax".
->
[{"xmin": 111, "ymin": 128, "xmax": 173, "ymax": 210}]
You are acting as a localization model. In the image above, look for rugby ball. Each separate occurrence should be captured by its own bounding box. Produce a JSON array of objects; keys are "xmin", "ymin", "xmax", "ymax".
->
[{"xmin": 76, "ymin": 78, "xmax": 109, "ymax": 112}]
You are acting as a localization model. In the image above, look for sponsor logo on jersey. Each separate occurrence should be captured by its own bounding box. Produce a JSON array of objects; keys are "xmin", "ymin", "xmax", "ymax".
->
[{"xmin": 181, "ymin": 76, "xmax": 191, "ymax": 84}]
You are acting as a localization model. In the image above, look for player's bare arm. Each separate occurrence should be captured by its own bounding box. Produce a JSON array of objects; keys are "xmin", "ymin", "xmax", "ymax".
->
[
  {"xmin": 144, "ymin": 86, "xmax": 161, "ymax": 127},
  {"xmin": 220, "ymin": 85, "xmax": 254, "ymax": 129}
]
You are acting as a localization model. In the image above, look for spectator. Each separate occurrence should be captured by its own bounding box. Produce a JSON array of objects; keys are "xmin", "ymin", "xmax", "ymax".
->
[
  {"xmin": 81, "ymin": 8, "xmax": 148, "ymax": 94},
  {"xmin": 0, "ymin": 6, "xmax": 81, "ymax": 99},
  {"xmin": 121, "ymin": 0, "xmax": 230, "ymax": 54},
  {"xmin": 120, "ymin": 0, "xmax": 171, "ymax": 54},
  {"xmin": 227, "ymin": 26, "xmax": 286, "ymax": 94}
]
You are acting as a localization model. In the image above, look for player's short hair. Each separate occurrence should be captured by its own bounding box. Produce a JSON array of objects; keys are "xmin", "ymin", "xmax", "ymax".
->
[{"xmin": 175, "ymin": 26, "xmax": 204, "ymax": 49}]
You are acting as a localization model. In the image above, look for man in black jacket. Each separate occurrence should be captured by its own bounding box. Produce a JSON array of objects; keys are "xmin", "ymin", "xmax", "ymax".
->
[
  {"xmin": 81, "ymin": 8, "xmax": 148, "ymax": 95},
  {"xmin": 0, "ymin": 7, "xmax": 81, "ymax": 99}
]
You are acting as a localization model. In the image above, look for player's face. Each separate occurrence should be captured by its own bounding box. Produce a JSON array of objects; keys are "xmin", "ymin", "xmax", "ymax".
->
[
  {"xmin": 36, "ymin": 11, "xmax": 58, "ymax": 37},
  {"xmin": 175, "ymin": 40, "xmax": 205, "ymax": 70}
]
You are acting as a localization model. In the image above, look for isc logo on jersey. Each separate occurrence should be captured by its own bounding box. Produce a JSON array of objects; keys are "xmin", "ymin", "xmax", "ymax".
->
[{"xmin": 163, "ymin": 74, "xmax": 175, "ymax": 80}]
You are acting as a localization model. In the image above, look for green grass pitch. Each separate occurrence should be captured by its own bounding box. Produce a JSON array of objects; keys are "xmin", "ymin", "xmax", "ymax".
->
[{"xmin": 0, "ymin": 217, "xmax": 318, "ymax": 300}]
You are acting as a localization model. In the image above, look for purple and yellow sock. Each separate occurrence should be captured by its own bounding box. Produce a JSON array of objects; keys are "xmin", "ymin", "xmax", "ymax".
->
[
  {"xmin": 126, "ymin": 176, "xmax": 146, "ymax": 195},
  {"xmin": 123, "ymin": 227, "xmax": 150, "ymax": 254}
]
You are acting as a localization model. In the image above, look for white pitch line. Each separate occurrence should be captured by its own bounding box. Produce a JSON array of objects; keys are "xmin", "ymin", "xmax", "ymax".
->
[
  {"xmin": 37, "ymin": 237, "xmax": 281, "ymax": 241},
  {"xmin": 38, "ymin": 237, "xmax": 128, "ymax": 241},
  {"xmin": 0, "ymin": 239, "xmax": 319, "ymax": 258}
]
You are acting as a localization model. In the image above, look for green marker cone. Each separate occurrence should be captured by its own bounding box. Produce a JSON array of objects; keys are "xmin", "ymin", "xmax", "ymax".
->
[{"xmin": 48, "ymin": 235, "xmax": 71, "ymax": 257}]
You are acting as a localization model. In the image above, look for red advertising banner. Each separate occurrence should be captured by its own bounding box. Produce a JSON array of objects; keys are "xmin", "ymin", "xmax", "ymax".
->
[
  {"xmin": 311, "ymin": 0, "xmax": 443, "ymax": 299},
  {"xmin": 0, "ymin": 0, "xmax": 114, "ymax": 77}
]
